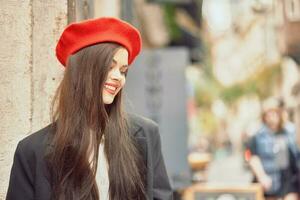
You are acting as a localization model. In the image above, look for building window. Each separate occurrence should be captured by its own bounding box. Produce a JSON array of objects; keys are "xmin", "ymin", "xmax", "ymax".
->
[{"xmin": 285, "ymin": 0, "xmax": 300, "ymax": 21}]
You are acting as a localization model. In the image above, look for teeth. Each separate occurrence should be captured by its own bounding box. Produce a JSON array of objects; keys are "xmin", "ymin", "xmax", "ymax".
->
[{"xmin": 105, "ymin": 85, "xmax": 116, "ymax": 91}]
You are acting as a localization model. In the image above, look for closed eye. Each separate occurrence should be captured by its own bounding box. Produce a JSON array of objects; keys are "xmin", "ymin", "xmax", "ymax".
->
[
  {"xmin": 120, "ymin": 67, "xmax": 129, "ymax": 75},
  {"xmin": 111, "ymin": 59, "xmax": 129, "ymax": 76}
]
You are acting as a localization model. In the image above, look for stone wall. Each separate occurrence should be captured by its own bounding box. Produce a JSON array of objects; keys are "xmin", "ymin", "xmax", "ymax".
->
[{"xmin": 0, "ymin": 0, "xmax": 67, "ymax": 198}]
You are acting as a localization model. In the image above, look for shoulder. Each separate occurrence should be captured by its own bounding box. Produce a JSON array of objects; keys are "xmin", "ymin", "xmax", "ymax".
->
[
  {"xmin": 253, "ymin": 126, "xmax": 268, "ymax": 139},
  {"xmin": 128, "ymin": 113, "xmax": 158, "ymax": 130},
  {"xmin": 17, "ymin": 123, "xmax": 54, "ymax": 156},
  {"xmin": 248, "ymin": 129, "xmax": 264, "ymax": 152},
  {"xmin": 127, "ymin": 113, "xmax": 159, "ymax": 139}
]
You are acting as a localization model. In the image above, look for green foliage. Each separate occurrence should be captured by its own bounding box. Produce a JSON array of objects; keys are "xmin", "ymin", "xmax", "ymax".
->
[
  {"xmin": 195, "ymin": 76, "xmax": 220, "ymax": 107},
  {"xmin": 198, "ymin": 108, "xmax": 218, "ymax": 135},
  {"xmin": 220, "ymin": 63, "xmax": 282, "ymax": 104},
  {"xmin": 194, "ymin": 62, "xmax": 282, "ymax": 108},
  {"xmin": 163, "ymin": 4, "xmax": 182, "ymax": 40}
]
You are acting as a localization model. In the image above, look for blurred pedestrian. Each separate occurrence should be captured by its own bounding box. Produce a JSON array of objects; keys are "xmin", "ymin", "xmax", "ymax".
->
[
  {"xmin": 6, "ymin": 17, "xmax": 173, "ymax": 200},
  {"xmin": 248, "ymin": 98, "xmax": 299, "ymax": 200}
]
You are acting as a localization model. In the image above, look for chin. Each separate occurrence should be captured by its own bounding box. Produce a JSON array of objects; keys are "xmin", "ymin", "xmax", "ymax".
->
[{"xmin": 103, "ymin": 98, "xmax": 114, "ymax": 105}]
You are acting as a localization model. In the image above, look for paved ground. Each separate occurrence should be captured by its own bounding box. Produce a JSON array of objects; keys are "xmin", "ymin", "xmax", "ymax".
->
[{"xmin": 206, "ymin": 150, "xmax": 253, "ymax": 186}]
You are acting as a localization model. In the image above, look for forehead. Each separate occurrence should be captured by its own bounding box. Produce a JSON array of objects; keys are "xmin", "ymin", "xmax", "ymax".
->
[
  {"xmin": 265, "ymin": 109, "xmax": 280, "ymax": 115},
  {"xmin": 113, "ymin": 48, "xmax": 129, "ymax": 65}
]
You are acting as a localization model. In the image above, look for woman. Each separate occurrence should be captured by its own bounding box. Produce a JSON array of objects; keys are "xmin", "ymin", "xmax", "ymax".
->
[
  {"xmin": 6, "ymin": 17, "xmax": 173, "ymax": 200},
  {"xmin": 248, "ymin": 98, "xmax": 299, "ymax": 200}
]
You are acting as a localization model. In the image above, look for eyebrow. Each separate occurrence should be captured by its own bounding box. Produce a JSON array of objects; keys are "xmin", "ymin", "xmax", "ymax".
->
[{"xmin": 112, "ymin": 59, "xmax": 128, "ymax": 68}]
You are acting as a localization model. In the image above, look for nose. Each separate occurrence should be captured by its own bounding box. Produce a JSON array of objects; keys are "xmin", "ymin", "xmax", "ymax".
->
[{"xmin": 110, "ymin": 68, "xmax": 122, "ymax": 80}]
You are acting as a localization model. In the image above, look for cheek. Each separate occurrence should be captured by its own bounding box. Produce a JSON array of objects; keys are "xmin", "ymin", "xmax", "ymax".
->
[
  {"xmin": 265, "ymin": 115, "xmax": 272, "ymax": 123},
  {"xmin": 273, "ymin": 116, "xmax": 280, "ymax": 123},
  {"xmin": 120, "ymin": 78, "xmax": 126, "ymax": 89},
  {"xmin": 106, "ymin": 71, "xmax": 112, "ymax": 80},
  {"xmin": 267, "ymin": 115, "xmax": 279, "ymax": 124}
]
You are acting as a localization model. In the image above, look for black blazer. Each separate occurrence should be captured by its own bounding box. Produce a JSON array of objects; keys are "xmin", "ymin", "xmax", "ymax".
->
[{"xmin": 6, "ymin": 114, "xmax": 173, "ymax": 200}]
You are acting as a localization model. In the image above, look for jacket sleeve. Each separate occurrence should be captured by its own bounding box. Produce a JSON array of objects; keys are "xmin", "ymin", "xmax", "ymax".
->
[
  {"xmin": 6, "ymin": 141, "xmax": 35, "ymax": 200},
  {"xmin": 151, "ymin": 125, "xmax": 173, "ymax": 200}
]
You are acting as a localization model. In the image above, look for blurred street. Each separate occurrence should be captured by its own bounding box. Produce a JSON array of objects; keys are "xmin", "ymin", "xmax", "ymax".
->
[{"xmin": 207, "ymin": 152, "xmax": 252, "ymax": 185}]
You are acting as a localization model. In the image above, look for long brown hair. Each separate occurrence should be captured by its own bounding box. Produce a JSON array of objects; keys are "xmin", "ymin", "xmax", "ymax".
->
[{"xmin": 46, "ymin": 43, "xmax": 146, "ymax": 199}]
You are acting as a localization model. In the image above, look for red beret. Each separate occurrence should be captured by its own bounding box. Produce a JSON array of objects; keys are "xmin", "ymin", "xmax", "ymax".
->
[{"xmin": 56, "ymin": 17, "xmax": 142, "ymax": 67}]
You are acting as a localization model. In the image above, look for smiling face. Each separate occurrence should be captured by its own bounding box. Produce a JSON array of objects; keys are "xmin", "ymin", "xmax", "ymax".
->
[
  {"xmin": 103, "ymin": 47, "xmax": 129, "ymax": 104},
  {"xmin": 264, "ymin": 109, "xmax": 282, "ymax": 132}
]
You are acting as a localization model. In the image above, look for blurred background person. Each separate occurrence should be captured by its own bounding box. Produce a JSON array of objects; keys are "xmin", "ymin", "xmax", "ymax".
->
[{"xmin": 248, "ymin": 98, "xmax": 299, "ymax": 200}]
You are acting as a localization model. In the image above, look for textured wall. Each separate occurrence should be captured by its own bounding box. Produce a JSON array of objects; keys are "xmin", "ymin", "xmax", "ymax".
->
[
  {"xmin": 94, "ymin": 0, "xmax": 120, "ymax": 18},
  {"xmin": 0, "ymin": 0, "xmax": 67, "ymax": 198}
]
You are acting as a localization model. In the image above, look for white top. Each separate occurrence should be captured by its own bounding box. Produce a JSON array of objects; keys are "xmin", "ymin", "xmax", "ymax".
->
[{"xmin": 95, "ymin": 140, "xmax": 110, "ymax": 200}]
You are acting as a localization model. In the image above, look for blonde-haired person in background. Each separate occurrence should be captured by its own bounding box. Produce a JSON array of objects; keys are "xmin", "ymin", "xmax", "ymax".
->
[{"xmin": 248, "ymin": 98, "xmax": 299, "ymax": 200}]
